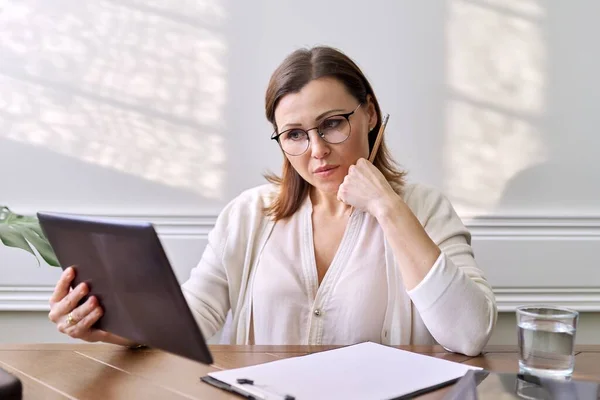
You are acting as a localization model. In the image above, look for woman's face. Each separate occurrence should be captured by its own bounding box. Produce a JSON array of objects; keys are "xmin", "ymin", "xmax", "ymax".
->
[{"xmin": 274, "ymin": 77, "xmax": 377, "ymax": 194}]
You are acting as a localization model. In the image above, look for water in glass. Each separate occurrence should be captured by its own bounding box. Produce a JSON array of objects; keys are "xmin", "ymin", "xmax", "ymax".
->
[{"xmin": 518, "ymin": 317, "xmax": 576, "ymax": 379}]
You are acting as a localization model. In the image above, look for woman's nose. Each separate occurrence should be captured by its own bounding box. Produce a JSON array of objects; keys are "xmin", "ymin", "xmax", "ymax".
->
[{"xmin": 308, "ymin": 132, "xmax": 330, "ymax": 159}]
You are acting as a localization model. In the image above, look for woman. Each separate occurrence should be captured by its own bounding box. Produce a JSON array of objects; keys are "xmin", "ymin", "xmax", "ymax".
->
[{"xmin": 48, "ymin": 46, "xmax": 497, "ymax": 356}]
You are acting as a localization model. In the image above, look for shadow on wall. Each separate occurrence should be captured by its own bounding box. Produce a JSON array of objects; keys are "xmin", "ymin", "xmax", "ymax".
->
[
  {"xmin": 443, "ymin": 0, "xmax": 548, "ymax": 217},
  {"xmin": 496, "ymin": 0, "xmax": 600, "ymax": 215},
  {"xmin": 0, "ymin": 137, "xmax": 211, "ymax": 211},
  {"xmin": 498, "ymin": 161, "xmax": 600, "ymax": 216},
  {"xmin": 443, "ymin": 1, "xmax": 600, "ymax": 296},
  {"xmin": 0, "ymin": 0, "xmax": 229, "ymax": 210},
  {"xmin": 444, "ymin": 0, "xmax": 600, "ymax": 217}
]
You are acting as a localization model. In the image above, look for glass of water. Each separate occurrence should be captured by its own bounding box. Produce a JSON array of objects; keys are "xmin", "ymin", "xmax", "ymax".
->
[{"xmin": 516, "ymin": 305, "xmax": 579, "ymax": 379}]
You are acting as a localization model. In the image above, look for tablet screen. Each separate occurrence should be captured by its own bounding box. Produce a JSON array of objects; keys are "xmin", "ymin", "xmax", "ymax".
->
[{"xmin": 445, "ymin": 370, "xmax": 600, "ymax": 399}]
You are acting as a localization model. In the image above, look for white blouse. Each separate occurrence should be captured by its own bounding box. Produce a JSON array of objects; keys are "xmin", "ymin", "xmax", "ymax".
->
[
  {"xmin": 182, "ymin": 183, "xmax": 496, "ymax": 356},
  {"xmin": 251, "ymin": 196, "xmax": 389, "ymax": 345}
]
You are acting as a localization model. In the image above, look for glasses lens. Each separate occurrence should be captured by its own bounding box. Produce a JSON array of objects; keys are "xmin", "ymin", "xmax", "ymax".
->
[
  {"xmin": 279, "ymin": 129, "xmax": 309, "ymax": 156},
  {"xmin": 319, "ymin": 116, "xmax": 350, "ymax": 144}
]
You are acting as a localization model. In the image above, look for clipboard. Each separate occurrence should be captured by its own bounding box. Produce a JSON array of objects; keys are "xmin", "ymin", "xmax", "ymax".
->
[
  {"xmin": 200, "ymin": 342, "xmax": 480, "ymax": 400},
  {"xmin": 202, "ymin": 374, "xmax": 461, "ymax": 400}
]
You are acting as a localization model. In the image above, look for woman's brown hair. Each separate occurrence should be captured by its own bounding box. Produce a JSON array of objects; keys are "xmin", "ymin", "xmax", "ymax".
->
[{"xmin": 264, "ymin": 46, "xmax": 406, "ymax": 221}]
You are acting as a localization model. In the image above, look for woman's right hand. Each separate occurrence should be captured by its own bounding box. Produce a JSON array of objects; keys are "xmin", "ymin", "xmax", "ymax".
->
[{"xmin": 48, "ymin": 267, "xmax": 136, "ymax": 347}]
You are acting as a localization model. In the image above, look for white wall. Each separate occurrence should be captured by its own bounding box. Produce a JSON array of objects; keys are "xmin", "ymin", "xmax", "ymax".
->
[{"xmin": 1, "ymin": 0, "xmax": 600, "ymax": 344}]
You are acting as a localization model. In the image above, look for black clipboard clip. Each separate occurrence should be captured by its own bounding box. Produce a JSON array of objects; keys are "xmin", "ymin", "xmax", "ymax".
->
[{"xmin": 201, "ymin": 375, "xmax": 296, "ymax": 400}]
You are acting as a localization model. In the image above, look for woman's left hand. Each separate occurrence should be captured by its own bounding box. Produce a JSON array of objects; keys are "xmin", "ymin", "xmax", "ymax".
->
[{"xmin": 337, "ymin": 158, "xmax": 401, "ymax": 218}]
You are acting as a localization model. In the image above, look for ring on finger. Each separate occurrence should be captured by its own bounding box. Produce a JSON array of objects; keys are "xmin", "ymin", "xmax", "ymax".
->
[{"xmin": 67, "ymin": 312, "xmax": 77, "ymax": 325}]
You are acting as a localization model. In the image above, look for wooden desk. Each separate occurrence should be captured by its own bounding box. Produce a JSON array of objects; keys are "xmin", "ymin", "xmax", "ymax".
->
[{"xmin": 1, "ymin": 344, "xmax": 599, "ymax": 399}]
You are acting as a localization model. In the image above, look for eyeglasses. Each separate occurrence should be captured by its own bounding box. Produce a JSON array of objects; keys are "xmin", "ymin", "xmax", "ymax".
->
[{"xmin": 271, "ymin": 104, "xmax": 361, "ymax": 156}]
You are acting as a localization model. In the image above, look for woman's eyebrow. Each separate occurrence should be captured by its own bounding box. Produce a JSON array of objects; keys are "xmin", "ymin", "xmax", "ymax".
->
[
  {"xmin": 281, "ymin": 108, "xmax": 346, "ymax": 131},
  {"xmin": 315, "ymin": 108, "xmax": 345, "ymax": 121}
]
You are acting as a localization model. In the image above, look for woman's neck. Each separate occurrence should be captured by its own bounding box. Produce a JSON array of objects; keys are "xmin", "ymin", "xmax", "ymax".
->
[{"xmin": 309, "ymin": 187, "xmax": 351, "ymax": 218}]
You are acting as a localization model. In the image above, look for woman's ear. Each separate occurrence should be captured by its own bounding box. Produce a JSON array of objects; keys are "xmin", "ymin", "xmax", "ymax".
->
[{"xmin": 365, "ymin": 94, "xmax": 378, "ymax": 131}]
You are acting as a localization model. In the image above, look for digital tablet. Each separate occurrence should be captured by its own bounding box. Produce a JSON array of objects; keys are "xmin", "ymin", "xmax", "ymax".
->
[
  {"xmin": 37, "ymin": 212, "xmax": 213, "ymax": 365},
  {"xmin": 443, "ymin": 369, "xmax": 600, "ymax": 399}
]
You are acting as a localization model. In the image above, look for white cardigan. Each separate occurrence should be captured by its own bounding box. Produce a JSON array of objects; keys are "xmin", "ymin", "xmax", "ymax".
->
[{"xmin": 181, "ymin": 183, "xmax": 497, "ymax": 356}]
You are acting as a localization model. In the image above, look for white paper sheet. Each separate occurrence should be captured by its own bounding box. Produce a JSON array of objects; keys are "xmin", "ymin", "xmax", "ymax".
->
[{"xmin": 207, "ymin": 341, "xmax": 481, "ymax": 400}]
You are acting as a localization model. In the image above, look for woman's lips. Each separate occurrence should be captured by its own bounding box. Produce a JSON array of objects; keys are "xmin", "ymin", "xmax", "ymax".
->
[{"xmin": 314, "ymin": 165, "xmax": 339, "ymax": 177}]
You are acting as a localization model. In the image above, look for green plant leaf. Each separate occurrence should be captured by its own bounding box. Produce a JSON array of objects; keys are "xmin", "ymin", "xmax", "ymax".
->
[
  {"xmin": 0, "ymin": 206, "xmax": 60, "ymax": 267},
  {"xmin": 0, "ymin": 224, "xmax": 36, "ymax": 258},
  {"xmin": 21, "ymin": 226, "xmax": 59, "ymax": 266}
]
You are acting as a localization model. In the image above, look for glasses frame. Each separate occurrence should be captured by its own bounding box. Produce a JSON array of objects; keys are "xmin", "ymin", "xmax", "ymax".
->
[{"xmin": 271, "ymin": 103, "xmax": 362, "ymax": 156}]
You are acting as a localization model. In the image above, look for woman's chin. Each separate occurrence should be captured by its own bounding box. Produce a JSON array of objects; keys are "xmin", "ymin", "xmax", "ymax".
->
[{"xmin": 310, "ymin": 180, "xmax": 342, "ymax": 195}]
